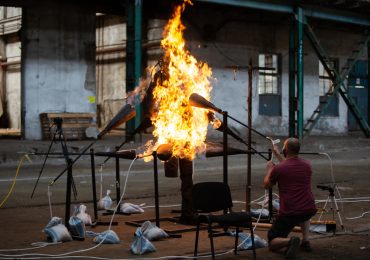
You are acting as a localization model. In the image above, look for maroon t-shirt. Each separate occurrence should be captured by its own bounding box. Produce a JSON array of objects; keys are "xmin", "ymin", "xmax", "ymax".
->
[{"xmin": 270, "ymin": 157, "xmax": 316, "ymax": 216}]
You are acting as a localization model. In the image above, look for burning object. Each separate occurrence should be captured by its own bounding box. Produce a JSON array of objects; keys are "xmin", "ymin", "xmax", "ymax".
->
[{"xmin": 148, "ymin": 0, "xmax": 213, "ymax": 160}]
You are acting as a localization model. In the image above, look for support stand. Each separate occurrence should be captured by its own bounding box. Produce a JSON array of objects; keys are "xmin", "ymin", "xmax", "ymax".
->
[
  {"xmin": 125, "ymin": 152, "xmax": 182, "ymax": 237},
  {"xmin": 90, "ymin": 148, "xmax": 118, "ymax": 226},
  {"xmin": 225, "ymin": 62, "xmax": 275, "ymax": 212},
  {"xmin": 317, "ymin": 185, "xmax": 344, "ymax": 232},
  {"xmin": 32, "ymin": 118, "xmax": 77, "ymax": 229}
]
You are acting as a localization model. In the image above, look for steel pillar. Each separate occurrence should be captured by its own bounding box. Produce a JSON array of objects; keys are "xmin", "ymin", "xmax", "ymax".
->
[
  {"xmin": 126, "ymin": 0, "xmax": 142, "ymax": 139},
  {"xmin": 289, "ymin": 15, "xmax": 296, "ymax": 137},
  {"xmin": 368, "ymin": 40, "xmax": 370, "ymax": 125},
  {"xmin": 134, "ymin": 0, "xmax": 142, "ymax": 129},
  {"xmin": 296, "ymin": 7, "xmax": 304, "ymax": 140}
]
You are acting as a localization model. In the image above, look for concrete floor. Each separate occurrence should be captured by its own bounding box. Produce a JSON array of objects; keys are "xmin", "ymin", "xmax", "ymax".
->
[{"xmin": 0, "ymin": 134, "xmax": 370, "ymax": 259}]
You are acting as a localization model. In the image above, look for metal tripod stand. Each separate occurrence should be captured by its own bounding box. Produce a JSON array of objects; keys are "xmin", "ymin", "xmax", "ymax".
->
[
  {"xmin": 31, "ymin": 117, "xmax": 77, "ymax": 228},
  {"xmin": 317, "ymin": 184, "xmax": 344, "ymax": 231}
]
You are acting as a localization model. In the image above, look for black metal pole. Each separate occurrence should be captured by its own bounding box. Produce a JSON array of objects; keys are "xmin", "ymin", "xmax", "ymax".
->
[
  {"xmin": 31, "ymin": 130, "xmax": 57, "ymax": 198},
  {"xmin": 115, "ymin": 146, "xmax": 121, "ymax": 205},
  {"xmin": 223, "ymin": 111, "xmax": 228, "ymax": 185},
  {"xmin": 90, "ymin": 149, "xmax": 98, "ymax": 222},
  {"xmin": 268, "ymin": 149, "xmax": 273, "ymax": 221},
  {"xmin": 246, "ymin": 60, "xmax": 253, "ymax": 212},
  {"xmin": 65, "ymin": 158, "xmax": 73, "ymax": 229},
  {"xmin": 153, "ymin": 151, "xmax": 160, "ymax": 227}
]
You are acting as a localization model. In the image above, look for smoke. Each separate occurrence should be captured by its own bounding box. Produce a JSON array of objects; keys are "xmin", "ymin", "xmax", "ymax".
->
[{"xmin": 124, "ymin": 65, "xmax": 160, "ymax": 107}]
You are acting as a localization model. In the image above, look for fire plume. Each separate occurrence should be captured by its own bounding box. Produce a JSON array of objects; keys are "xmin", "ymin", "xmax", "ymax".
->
[{"xmin": 150, "ymin": 0, "xmax": 213, "ymax": 160}]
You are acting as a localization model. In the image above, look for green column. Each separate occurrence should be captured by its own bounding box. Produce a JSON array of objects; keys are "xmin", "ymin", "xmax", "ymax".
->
[
  {"xmin": 289, "ymin": 15, "xmax": 296, "ymax": 137},
  {"xmin": 126, "ymin": 1, "xmax": 135, "ymax": 137},
  {"xmin": 296, "ymin": 7, "xmax": 304, "ymax": 139},
  {"xmin": 368, "ymin": 40, "xmax": 370, "ymax": 125},
  {"xmin": 134, "ymin": 0, "xmax": 142, "ymax": 129},
  {"xmin": 126, "ymin": 0, "xmax": 142, "ymax": 138}
]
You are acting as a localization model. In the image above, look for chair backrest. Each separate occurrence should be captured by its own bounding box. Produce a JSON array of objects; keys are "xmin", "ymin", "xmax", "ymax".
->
[{"xmin": 192, "ymin": 182, "xmax": 233, "ymax": 213}]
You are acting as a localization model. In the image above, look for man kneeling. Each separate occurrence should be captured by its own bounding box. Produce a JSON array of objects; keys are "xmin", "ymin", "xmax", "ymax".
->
[{"xmin": 263, "ymin": 138, "xmax": 317, "ymax": 259}]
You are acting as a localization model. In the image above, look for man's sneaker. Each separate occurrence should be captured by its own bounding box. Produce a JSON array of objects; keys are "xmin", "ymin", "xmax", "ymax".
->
[
  {"xmin": 285, "ymin": 236, "xmax": 300, "ymax": 259},
  {"xmin": 301, "ymin": 240, "xmax": 312, "ymax": 252}
]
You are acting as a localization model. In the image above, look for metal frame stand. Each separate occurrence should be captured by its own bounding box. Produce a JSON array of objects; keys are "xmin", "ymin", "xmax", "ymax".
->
[
  {"xmin": 318, "ymin": 185, "xmax": 344, "ymax": 231},
  {"xmin": 90, "ymin": 148, "xmax": 119, "ymax": 226},
  {"xmin": 30, "ymin": 118, "xmax": 77, "ymax": 229},
  {"xmin": 125, "ymin": 152, "xmax": 182, "ymax": 237}
]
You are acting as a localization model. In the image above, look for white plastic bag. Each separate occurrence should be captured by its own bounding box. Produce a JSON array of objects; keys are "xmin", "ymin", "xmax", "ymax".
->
[
  {"xmin": 76, "ymin": 204, "xmax": 92, "ymax": 225},
  {"xmin": 98, "ymin": 190, "xmax": 113, "ymax": 210},
  {"xmin": 130, "ymin": 227, "xmax": 156, "ymax": 255},
  {"xmin": 93, "ymin": 230, "xmax": 120, "ymax": 244},
  {"xmin": 69, "ymin": 216, "xmax": 85, "ymax": 239},
  {"xmin": 44, "ymin": 217, "xmax": 72, "ymax": 243},
  {"xmin": 120, "ymin": 202, "xmax": 144, "ymax": 214},
  {"xmin": 228, "ymin": 231, "xmax": 267, "ymax": 250},
  {"xmin": 141, "ymin": 221, "xmax": 168, "ymax": 241}
]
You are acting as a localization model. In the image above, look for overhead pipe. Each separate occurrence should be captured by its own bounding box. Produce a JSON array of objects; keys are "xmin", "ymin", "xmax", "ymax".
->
[{"xmin": 196, "ymin": 0, "xmax": 370, "ymax": 27}]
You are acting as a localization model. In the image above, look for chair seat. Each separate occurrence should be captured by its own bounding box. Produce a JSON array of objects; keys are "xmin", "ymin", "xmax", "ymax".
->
[{"xmin": 205, "ymin": 212, "xmax": 252, "ymax": 227}]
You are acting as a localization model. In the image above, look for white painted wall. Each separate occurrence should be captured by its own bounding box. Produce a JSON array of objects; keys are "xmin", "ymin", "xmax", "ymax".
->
[
  {"xmin": 1, "ymin": 5, "xmax": 368, "ymax": 138},
  {"xmin": 22, "ymin": 4, "xmax": 96, "ymax": 139},
  {"xmin": 96, "ymin": 15, "xmax": 126, "ymax": 128},
  {"xmin": 5, "ymin": 38, "xmax": 21, "ymax": 129}
]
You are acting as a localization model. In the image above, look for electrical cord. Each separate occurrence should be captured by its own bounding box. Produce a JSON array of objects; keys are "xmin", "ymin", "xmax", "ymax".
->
[
  {"xmin": 0, "ymin": 154, "xmax": 32, "ymax": 208},
  {"xmin": 0, "ymin": 158, "xmax": 138, "ymax": 259},
  {"xmin": 0, "ymin": 158, "xmax": 268, "ymax": 260}
]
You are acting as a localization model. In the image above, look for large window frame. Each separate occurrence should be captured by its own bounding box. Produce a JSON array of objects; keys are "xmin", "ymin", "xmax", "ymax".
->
[{"xmin": 258, "ymin": 54, "xmax": 281, "ymax": 116}]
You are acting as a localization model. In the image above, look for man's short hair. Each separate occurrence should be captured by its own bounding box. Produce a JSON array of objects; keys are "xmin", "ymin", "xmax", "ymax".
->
[{"xmin": 286, "ymin": 138, "xmax": 300, "ymax": 155}]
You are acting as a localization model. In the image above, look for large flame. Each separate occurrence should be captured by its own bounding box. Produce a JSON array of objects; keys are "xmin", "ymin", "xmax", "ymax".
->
[{"xmin": 150, "ymin": 0, "xmax": 213, "ymax": 160}]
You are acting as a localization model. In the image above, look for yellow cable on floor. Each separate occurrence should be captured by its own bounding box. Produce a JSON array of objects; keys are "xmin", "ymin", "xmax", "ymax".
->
[{"xmin": 0, "ymin": 154, "xmax": 31, "ymax": 208}]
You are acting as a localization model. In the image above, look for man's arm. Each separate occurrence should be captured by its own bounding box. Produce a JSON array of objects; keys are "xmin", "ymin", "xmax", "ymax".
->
[
  {"xmin": 263, "ymin": 160, "xmax": 275, "ymax": 189},
  {"xmin": 272, "ymin": 144, "xmax": 284, "ymax": 162}
]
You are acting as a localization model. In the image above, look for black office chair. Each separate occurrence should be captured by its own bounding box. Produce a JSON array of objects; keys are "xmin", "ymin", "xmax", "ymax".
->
[{"xmin": 192, "ymin": 182, "xmax": 256, "ymax": 259}]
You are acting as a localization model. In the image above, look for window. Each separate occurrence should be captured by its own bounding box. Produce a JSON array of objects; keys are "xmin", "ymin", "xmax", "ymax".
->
[
  {"xmin": 258, "ymin": 54, "xmax": 281, "ymax": 116},
  {"xmin": 258, "ymin": 54, "xmax": 279, "ymax": 94},
  {"xmin": 319, "ymin": 59, "xmax": 339, "ymax": 117}
]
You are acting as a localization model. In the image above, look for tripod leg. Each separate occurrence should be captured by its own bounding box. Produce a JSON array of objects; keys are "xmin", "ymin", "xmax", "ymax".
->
[
  {"xmin": 319, "ymin": 196, "xmax": 330, "ymax": 222},
  {"xmin": 59, "ymin": 131, "xmax": 78, "ymax": 199},
  {"xmin": 331, "ymin": 195, "xmax": 344, "ymax": 230},
  {"xmin": 31, "ymin": 130, "xmax": 58, "ymax": 198}
]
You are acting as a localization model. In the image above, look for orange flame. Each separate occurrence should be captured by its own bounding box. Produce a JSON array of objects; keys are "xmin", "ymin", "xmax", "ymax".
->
[{"xmin": 150, "ymin": 0, "xmax": 212, "ymax": 160}]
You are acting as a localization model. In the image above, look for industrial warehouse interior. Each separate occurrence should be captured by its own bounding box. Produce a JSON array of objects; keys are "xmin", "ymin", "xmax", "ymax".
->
[{"xmin": 0, "ymin": 0, "xmax": 369, "ymax": 259}]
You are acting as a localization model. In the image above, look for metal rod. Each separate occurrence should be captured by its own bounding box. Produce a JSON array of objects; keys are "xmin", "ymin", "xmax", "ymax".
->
[
  {"xmin": 246, "ymin": 60, "xmax": 253, "ymax": 212},
  {"xmin": 30, "ymin": 130, "xmax": 58, "ymax": 198},
  {"xmin": 90, "ymin": 149, "xmax": 98, "ymax": 222},
  {"xmin": 115, "ymin": 146, "xmax": 121, "ymax": 205},
  {"xmin": 51, "ymin": 140, "xmax": 98, "ymax": 185},
  {"xmin": 297, "ymin": 7, "xmax": 304, "ymax": 139},
  {"xmin": 227, "ymin": 114, "xmax": 268, "ymax": 139},
  {"xmin": 65, "ymin": 158, "xmax": 73, "ymax": 229},
  {"xmin": 289, "ymin": 15, "xmax": 297, "ymax": 137},
  {"xmin": 223, "ymin": 111, "xmax": 228, "ymax": 185},
  {"xmin": 268, "ymin": 149, "xmax": 273, "ymax": 221},
  {"xmin": 153, "ymin": 151, "xmax": 160, "ymax": 227},
  {"xmin": 196, "ymin": 0, "xmax": 370, "ymax": 27}
]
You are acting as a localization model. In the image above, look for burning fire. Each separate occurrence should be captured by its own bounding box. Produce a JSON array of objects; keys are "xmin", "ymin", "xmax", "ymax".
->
[{"xmin": 149, "ymin": 0, "xmax": 213, "ymax": 160}]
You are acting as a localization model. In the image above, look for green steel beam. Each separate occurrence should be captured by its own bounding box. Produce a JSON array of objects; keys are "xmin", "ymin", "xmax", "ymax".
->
[
  {"xmin": 288, "ymin": 15, "xmax": 296, "ymax": 137},
  {"xmin": 126, "ymin": 0, "xmax": 135, "ymax": 137},
  {"xmin": 196, "ymin": 0, "xmax": 370, "ymax": 27},
  {"xmin": 134, "ymin": 0, "xmax": 142, "ymax": 130},
  {"xmin": 196, "ymin": 0, "xmax": 293, "ymax": 13},
  {"xmin": 296, "ymin": 7, "xmax": 304, "ymax": 140},
  {"xmin": 368, "ymin": 40, "xmax": 370, "ymax": 125}
]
